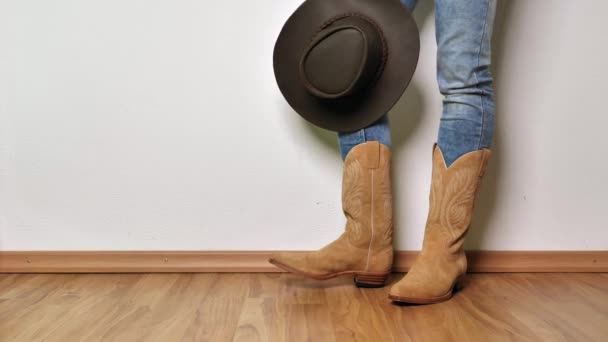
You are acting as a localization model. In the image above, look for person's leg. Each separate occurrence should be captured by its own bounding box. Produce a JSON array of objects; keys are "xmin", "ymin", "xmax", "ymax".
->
[
  {"xmin": 269, "ymin": 1, "xmax": 421, "ymax": 286},
  {"xmin": 435, "ymin": 0, "xmax": 497, "ymax": 166},
  {"xmin": 337, "ymin": 0, "xmax": 419, "ymax": 160},
  {"xmin": 269, "ymin": 141, "xmax": 394, "ymax": 287},
  {"xmin": 389, "ymin": 0, "xmax": 496, "ymax": 304}
]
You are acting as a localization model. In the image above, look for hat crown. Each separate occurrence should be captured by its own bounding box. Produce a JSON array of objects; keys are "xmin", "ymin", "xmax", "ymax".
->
[{"xmin": 299, "ymin": 15, "xmax": 386, "ymax": 99}]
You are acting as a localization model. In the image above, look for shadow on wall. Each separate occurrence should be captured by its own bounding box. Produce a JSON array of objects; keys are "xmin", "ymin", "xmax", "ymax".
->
[
  {"xmin": 466, "ymin": 0, "xmax": 516, "ymax": 249},
  {"xmin": 389, "ymin": 0, "xmax": 434, "ymax": 151},
  {"xmin": 386, "ymin": 0, "xmax": 434, "ymax": 248}
]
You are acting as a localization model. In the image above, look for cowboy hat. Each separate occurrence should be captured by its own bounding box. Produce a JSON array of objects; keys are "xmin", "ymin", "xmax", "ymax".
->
[{"xmin": 274, "ymin": 0, "xmax": 420, "ymax": 132}]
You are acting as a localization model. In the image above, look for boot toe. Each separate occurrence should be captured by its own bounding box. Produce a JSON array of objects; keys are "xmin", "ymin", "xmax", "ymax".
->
[
  {"xmin": 389, "ymin": 280, "xmax": 423, "ymax": 299},
  {"xmin": 389, "ymin": 279, "xmax": 453, "ymax": 304},
  {"xmin": 269, "ymin": 251, "xmax": 323, "ymax": 276},
  {"xmin": 268, "ymin": 252, "xmax": 304, "ymax": 269},
  {"xmin": 268, "ymin": 251, "xmax": 342, "ymax": 279}
]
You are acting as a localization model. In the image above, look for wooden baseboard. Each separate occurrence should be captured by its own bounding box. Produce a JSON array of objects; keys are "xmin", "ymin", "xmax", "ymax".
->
[{"xmin": 1, "ymin": 251, "xmax": 606, "ymax": 273}]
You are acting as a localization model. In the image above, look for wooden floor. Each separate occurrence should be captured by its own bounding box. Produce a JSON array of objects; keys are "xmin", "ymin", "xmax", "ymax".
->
[{"xmin": 0, "ymin": 273, "xmax": 607, "ymax": 341}]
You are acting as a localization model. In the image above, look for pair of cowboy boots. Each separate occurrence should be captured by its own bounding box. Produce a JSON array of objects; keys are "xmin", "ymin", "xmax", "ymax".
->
[{"xmin": 269, "ymin": 141, "xmax": 491, "ymax": 304}]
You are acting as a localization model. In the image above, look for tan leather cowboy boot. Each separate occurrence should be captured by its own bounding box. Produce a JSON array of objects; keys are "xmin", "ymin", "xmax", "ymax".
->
[
  {"xmin": 389, "ymin": 143, "xmax": 491, "ymax": 303},
  {"xmin": 269, "ymin": 141, "xmax": 394, "ymax": 287}
]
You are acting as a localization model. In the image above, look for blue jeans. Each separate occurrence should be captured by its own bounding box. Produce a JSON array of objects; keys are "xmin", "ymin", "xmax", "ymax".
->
[{"xmin": 338, "ymin": 0, "xmax": 497, "ymax": 166}]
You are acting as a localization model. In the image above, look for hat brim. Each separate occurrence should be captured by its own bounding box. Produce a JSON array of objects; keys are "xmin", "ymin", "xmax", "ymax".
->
[{"xmin": 274, "ymin": 0, "xmax": 420, "ymax": 133}]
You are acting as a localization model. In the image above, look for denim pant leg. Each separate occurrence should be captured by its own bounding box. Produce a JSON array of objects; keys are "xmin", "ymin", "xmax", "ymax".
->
[
  {"xmin": 337, "ymin": 0, "xmax": 419, "ymax": 161},
  {"xmin": 338, "ymin": 116, "xmax": 392, "ymax": 160},
  {"xmin": 435, "ymin": 0, "xmax": 497, "ymax": 166}
]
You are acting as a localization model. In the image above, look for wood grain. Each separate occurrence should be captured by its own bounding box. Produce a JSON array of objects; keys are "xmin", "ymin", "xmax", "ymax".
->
[
  {"xmin": 0, "ymin": 273, "xmax": 606, "ymax": 341},
  {"xmin": 1, "ymin": 250, "xmax": 606, "ymax": 273}
]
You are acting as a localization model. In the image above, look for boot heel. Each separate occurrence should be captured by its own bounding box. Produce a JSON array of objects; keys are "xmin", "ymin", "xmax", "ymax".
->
[{"xmin": 354, "ymin": 272, "xmax": 390, "ymax": 288}]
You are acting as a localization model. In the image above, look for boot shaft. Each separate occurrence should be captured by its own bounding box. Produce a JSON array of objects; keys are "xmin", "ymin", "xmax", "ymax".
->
[
  {"xmin": 342, "ymin": 141, "xmax": 393, "ymax": 252},
  {"xmin": 423, "ymin": 144, "xmax": 491, "ymax": 254}
]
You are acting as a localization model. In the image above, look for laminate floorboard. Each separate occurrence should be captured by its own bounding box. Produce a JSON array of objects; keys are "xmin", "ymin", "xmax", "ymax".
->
[{"xmin": 0, "ymin": 273, "xmax": 606, "ymax": 341}]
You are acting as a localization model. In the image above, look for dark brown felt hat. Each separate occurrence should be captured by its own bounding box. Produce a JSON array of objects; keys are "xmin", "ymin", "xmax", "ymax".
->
[{"xmin": 274, "ymin": 0, "xmax": 420, "ymax": 132}]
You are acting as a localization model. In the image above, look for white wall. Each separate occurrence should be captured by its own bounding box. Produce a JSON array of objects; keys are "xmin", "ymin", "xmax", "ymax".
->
[{"xmin": 1, "ymin": 1, "xmax": 606, "ymax": 251}]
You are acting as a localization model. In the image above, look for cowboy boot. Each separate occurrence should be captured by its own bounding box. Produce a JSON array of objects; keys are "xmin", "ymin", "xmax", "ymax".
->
[
  {"xmin": 389, "ymin": 143, "xmax": 491, "ymax": 304},
  {"xmin": 269, "ymin": 141, "xmax": 394, "ymax": 287}
]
